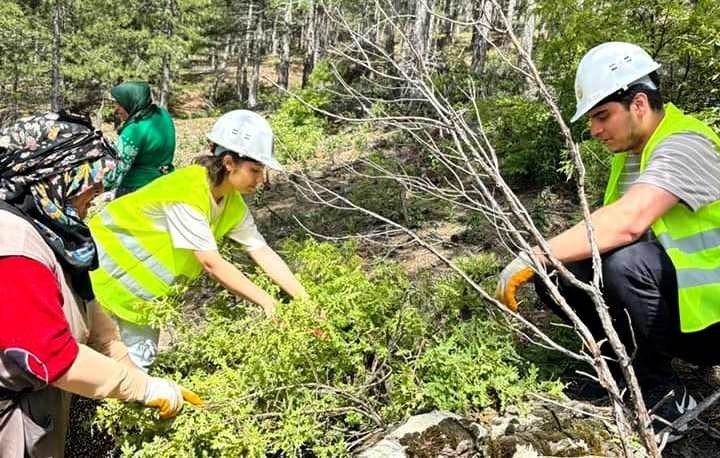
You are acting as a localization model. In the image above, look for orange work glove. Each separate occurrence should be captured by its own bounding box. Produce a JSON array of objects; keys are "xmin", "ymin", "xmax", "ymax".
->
[
  {"xmin": 143, "ymin": 377, "xmax": 204, "ymax": 419},
  {"xmin": 495, "ymin": 254, "xmax": 535, "ymax": 312}
]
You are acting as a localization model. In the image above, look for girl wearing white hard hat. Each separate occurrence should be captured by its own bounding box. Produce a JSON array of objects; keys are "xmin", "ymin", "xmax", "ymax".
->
[{"xmin": 88, "ymin": 110, "xmax": 306, "ymax": 370}]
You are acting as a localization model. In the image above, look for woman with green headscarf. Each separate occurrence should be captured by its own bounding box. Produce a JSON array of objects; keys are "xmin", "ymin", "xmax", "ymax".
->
[{"xmin": 104, "ymin": 81, "xmax": 176, "ymax": 197}]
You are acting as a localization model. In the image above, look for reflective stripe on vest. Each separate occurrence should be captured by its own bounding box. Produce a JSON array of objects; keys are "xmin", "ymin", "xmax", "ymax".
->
[
  {"xmin": 90, "ymin": 165, "xmax": 248, "ymax": 325},
  {"xmin": 98, "ymin": 211, "xmax": 176, "ymax": 286},
  {"xmin": 603, "ymin": 103, "xmax": 720, "ymax": 332}
]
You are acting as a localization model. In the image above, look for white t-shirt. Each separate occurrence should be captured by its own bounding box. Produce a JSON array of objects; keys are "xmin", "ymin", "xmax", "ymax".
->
[{"xmin": 144, "ymin": 194, "xmax": 267, "ymax": 252}]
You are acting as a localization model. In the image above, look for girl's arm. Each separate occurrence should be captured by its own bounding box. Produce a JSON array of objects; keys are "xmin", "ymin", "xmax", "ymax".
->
[
  {"xmin": 193, "ymin": 249, "xmax": 277, "ymax": 317},
  {"xmin": 248, "ymin": 246, "xmax": 307, "ymax": 299}
]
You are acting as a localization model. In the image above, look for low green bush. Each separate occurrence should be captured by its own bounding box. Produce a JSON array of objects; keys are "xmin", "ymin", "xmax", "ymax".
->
[
  {"xmin": 95, "ymin": 240, "xmax": 563, "ymax": 457},
  {"xmin": 271, "ymin": 61, "xmax": 335, "ymax": 163},
  {"xmin": 479, "ymin": 96, "xmax": 566, "ymax": 188}
]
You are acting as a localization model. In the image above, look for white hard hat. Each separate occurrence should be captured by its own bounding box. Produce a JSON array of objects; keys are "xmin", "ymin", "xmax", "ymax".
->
[
  {"xmin": 571, "ymin": 42, "xmax": 660, "ymax": 122},
  {"xmin": 207, "ymin": 110, "xmax": 282, "ymax": 171}
]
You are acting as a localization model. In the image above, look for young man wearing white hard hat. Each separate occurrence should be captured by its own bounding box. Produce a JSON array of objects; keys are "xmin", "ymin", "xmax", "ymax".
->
[
  {"xmin": 89, "ymin": 110, "xmax": 306, "ymax": 370},
  {"xmin": 495, "ymin": 42, "xmax": 720, "ymax": 443}
]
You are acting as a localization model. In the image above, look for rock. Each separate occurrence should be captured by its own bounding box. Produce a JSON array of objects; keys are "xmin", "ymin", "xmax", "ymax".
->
[
  {"xmin": 356, "ymin": 403, "xmax": 645, "ymax": 458},
  {"xmin": 512, "ymin": 444, "xmax": 540, "ymax": 458},
  {"xmin": 490, "ymin": 415, "xmax": 516, "ymax": 438},
  {"xmin": 357, "ymin": 411, "xmax": 481, "ymax": 458}
]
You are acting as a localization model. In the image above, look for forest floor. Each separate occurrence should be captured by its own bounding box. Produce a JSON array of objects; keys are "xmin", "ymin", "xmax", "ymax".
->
[
  {"xmin": 67, "ymin": 114, "xmax": 720, "ymax": 456},
  {"xmin": 225, "ymin": 116, "xmax": 720, "ymax": 456}
]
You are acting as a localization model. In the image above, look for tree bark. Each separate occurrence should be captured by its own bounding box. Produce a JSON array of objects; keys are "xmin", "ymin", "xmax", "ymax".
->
[
  {"xmin": 373, "ymin": 0, "xmax": 383, "ymax": 46},
  {"xmin": 519, "ymin": 0, "xmax": 537, "ymax": 93},
  {"xmin": 50, "ymin": 0, "xmax": 63, "ymax": 112},
  {"xmin": 426, "ymin": 0, "xmax": 436, "ymax": 58},
  {"xmin": 506, "ymin": 0, "xmax": 517, "ymax": 33},
  {"xmin": 302, "ymin": 1, "xmax": 316, "ymax": 88},
  {"xmin": 381, "ymin": 0, "xmax": 397, "ymax": 60},
  {"xmin": 236, "ymin": 2, "xmax": 254, "ymax": 102},
  {"xmin": 248, "ymin": 6, "xmax": 265, "ymax": 108},
  {"xmin": 400, "ymin": 0, "xmax": 415, "ymax": 62},
  {"xmin": 470, "ymin": 0, "xmax": 493, "ymax": 75},
  {"xmin": 211, "ymin": 34, "xmax": 232, "ymax": 103},
  {"xmin": 271, "ymin": 10, "xmax": 279, "ymax": 56},
  {"xmin": 158, "ymin": 0, "xmax": 176, "ymax": 108},
  {"xmin": 313, "ymin": 3, "xmax": 326, "ymax": 66},
  {"xmin": 411, "ymin": 0, "xmax": 433, "ymax": 63},
  {"xmin": 277, "ymin": 4, "xmax": 292, "ymax": 90},
  {"xmin": 519, "ymin": 0, "xmax": 537, "ymax": 67},
  {"xmin": 436, "ymin": 0, "xmax": 456, "ymax": 50},
  {"xmin": 159, "ymin": 54, "xmax": 171, "ymax": 108}
]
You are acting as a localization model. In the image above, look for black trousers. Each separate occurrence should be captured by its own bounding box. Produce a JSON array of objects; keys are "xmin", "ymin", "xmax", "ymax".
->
[{"xmin": 534, "ymin": 241, "xmax": 720, "ymax": 387}]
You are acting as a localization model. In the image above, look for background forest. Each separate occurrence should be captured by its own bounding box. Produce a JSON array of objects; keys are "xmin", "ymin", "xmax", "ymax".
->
[{"xmin": 2, "ymin": 0, "xmax": 720, "ymax": 456}]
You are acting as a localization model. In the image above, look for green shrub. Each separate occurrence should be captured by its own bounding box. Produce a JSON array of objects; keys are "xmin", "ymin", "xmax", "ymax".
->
[
  {"xmin": 479, "ymin": 96, "xmax": 566, "ymax": 187},
  {"xmin": 271, "ymin": 61, "xmax": 335, "ymax": 163},
  {"xmin": 95, "ymin": 240, "xmax": 563, "ymax": 457}
]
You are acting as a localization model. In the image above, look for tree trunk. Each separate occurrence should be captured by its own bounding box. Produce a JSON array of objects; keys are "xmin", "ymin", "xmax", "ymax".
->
[
  {"xmin": 277, "ymin": 4, "xmax": 292, "ymax": 90},
  {"xmin": 401, "ymin": 0, "xmax": 415, "ymax": 62},
  {"xmin": 381, "ymin": 0, "xmax": 397, "ymax": 59},
  {"xmin": 236, "ymin": 52, "xmax": 247, "ymax": 102},
  {"xmin": 373, "ymin": 1, "xmax": 382, "ymax": 46},
  {"xmin": 411, "ymin": 0, "xmax": 432, "ymax": 63},
  {"xmin": 236, "ymin": 2, "xmax": 254, "ymax": 102},
  {"xmin": 313, "ymin": 3, "xmax": 326, "ymax": 66},
  {"xmin": 211, "ymin": 35, "xmax": 232, "ymax": 103},
  {"xmin": 158, "ymin": 0, "xmax": 176, "ymax": 108},
  {"xmin": 506, "ymin": 0, "xmax": 517, "ymax": 33},
  {"xmin": 470, "ymin": 0, "xmax": 493, "ymax": 74},
  {"xmin": 518, "ymin": 0, "xmax": 537, "ymax": 66},
  {"xmin": 248, "ymin": 7, "xmax": 264, "ymax": 108},
  {"xmin": 519, "ymin": 0, "xmax": 537, "ymax": 94},
  {"xmin": 302, "ymin": 0, "xmax": 316, "ymax": 88},
  {"xmin": 271, "ymin": 11, "xmax": 279, "ymax": 55},
  {"xmin": 436, "ymin": 0, "xmax": 456, "ymax": 50},
  {"xmin": 50, "ymin": 0, "xmax": 63, "ymax": 111},
  {"xmin": 427, "ymin": 0, "xmax": 436, "ymax": 58},
  {"xmin": 159, "ymin": 54, "xmax": 171, "ymax": 108}
]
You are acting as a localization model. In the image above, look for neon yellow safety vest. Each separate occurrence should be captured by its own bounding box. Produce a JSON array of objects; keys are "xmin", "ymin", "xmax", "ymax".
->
[
  {"xmin": 604, "ymin": 103, "xmax": 720, "ymax": 332},
  {"xmin": 89, "ymin": 165, "xmax": 248, "ymax": 325}
]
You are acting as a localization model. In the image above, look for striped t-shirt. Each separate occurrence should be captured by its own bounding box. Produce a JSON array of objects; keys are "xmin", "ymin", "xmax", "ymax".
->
[{"xmin": 619, "ymin": 132, "xmax": 720, "ymax": 211}]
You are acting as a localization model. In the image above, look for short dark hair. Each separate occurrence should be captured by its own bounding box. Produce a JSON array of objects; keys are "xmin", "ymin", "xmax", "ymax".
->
[
  {"xmin": 593, "ymin": 71, "xmax": 663, "ymax": 112},
  {"xmin": 194, "ymin": 145, "xmax": 263, "ymax": 187}
]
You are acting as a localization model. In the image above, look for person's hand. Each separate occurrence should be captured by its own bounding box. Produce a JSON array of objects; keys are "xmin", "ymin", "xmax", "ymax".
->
[
  {"xmin": 496, "ymin": 254, "xmax": 535, "ymax": 312},
  {"xmin": 143, "ymin": 377, "xmax": 203, "ymax": 419}
]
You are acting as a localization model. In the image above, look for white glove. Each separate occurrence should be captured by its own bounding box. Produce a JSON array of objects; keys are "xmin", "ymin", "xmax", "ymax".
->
[
  {"xmin": 495, "ymin": 253, "xmax": 535, "ymax": 312},
  {"xmin": 143, "ymin": 377, "xmax": 203, "ymax": 419}
]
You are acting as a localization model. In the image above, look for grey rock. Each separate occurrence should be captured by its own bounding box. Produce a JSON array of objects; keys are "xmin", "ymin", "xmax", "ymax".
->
[{"xmin": 357, "ymin": 411, "xmax": 476, "ymax": 458}]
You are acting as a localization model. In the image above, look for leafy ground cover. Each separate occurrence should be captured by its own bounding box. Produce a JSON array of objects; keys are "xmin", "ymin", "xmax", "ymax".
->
[{"xmin": 94, "ymin": 240, "xmax": 563, "ymax": 457}]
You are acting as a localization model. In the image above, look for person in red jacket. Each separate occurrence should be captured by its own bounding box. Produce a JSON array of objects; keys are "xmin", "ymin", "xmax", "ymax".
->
[{"xmin": 0, "ymin": 112, "xmax": 201, "ymax": 457}]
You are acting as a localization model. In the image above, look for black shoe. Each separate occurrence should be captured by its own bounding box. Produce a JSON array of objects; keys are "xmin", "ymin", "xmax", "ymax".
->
[{"xmin": 645, "ymin": 383, "xmax": 697, "ymax": 446}]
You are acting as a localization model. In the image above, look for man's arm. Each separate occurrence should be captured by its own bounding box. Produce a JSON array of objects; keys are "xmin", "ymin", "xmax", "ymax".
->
[
  {"xmin": 247, "ymin": 245, "xmax": 307, "ymax": 299},
  {"xmin": 542, "ymin": 183, "xmax": 679, "ymax": 263},
  {"xmin": 193, "ymin": 249, "xmax": 277, "ymax": 316}
]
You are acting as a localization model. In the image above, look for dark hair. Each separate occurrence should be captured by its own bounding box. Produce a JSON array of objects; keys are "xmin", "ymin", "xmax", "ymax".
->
[
  {"xmin": 194, "ymin": 145, "xmax": 262, "ymax": 187},
  {"xmin": 593, "ymin": 71, "xmax": 663, "ymax": 113}
]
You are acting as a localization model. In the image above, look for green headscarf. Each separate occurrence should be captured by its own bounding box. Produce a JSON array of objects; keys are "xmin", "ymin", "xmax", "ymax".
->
[{"xmin": 111, "ymin": 81, "xmax": 158, "ymax": 134}]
